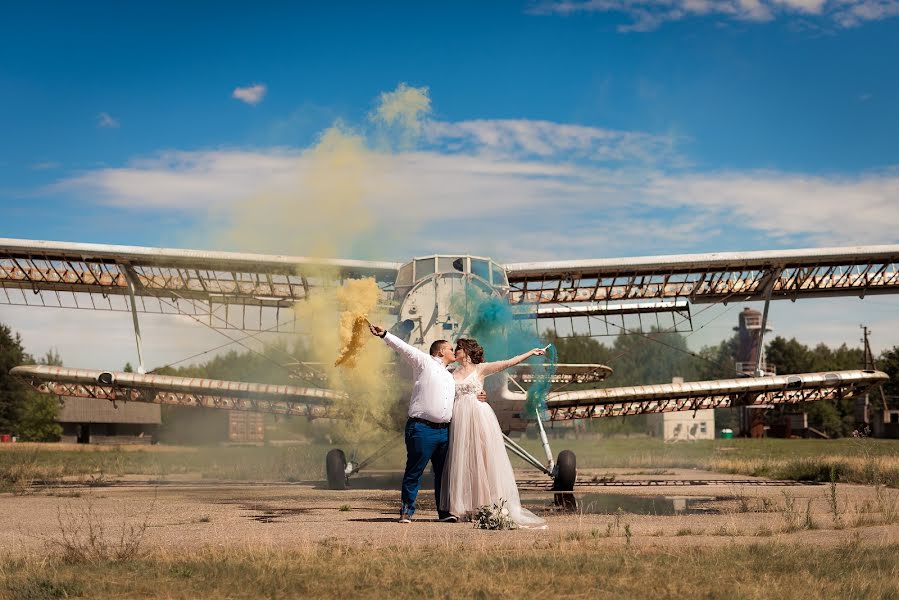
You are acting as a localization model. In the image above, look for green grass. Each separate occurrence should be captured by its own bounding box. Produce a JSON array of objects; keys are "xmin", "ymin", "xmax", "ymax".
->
[
  {"xmin": 515, "ymin": 436, "xmax": 899, "ymax": 486},
  {"xmin": 1, "ymin": 542, "xmax": 897, "ymax": 599},
  {"xmin": 0, "ymin": 444, "xmax": 335, "ymax": 490},
  {"xmin": 2, "ymin": 437, "xmax": 898, "ymax": 491}
]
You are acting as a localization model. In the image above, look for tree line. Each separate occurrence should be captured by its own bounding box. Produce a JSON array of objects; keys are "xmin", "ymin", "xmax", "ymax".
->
[{"xmin": 0, "ymin": 320, "xmax": 896, "ymax": 440}]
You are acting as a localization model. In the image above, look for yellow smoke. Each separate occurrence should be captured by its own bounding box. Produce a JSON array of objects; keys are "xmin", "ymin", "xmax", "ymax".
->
[
  {"xmin": 372, "ymin": 83, "xmax": 431, "ymax": 149},
  {"xmin": 214, "ymin": 83, "xmax": 433, "ymax": 441},
  {"xmin": 334, "ymin": 315, "xmax": 370, "ymax": 368},
  {"xmin": 223, "ymin": 123, "xmax": 378, "ymax": 258},
  {"xmin": 295, "ymin": 277, "xmax": 396, "ymax": 439}
]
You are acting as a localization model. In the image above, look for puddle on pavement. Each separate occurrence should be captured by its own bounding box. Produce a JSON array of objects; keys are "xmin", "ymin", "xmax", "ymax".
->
[{"xmin": 535, "ymin": 494, "xmax": 721, "ymax": 515}]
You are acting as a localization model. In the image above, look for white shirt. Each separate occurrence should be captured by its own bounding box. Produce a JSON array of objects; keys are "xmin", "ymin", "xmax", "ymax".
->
[{"xmin": 383, "ymin": 332, "xmax": 455, "ymax": 423}]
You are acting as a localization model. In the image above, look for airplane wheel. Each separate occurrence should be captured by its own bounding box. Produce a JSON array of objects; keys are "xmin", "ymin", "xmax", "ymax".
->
[
  {"xmin": 552, "ymin": 450, "xmax": 576, "ymax": 491},
  {"xmin": 552, "ymin": 450, "xmax": 577, "ymax": 510},
  {"xmin": 326, "ymin": 449, "xmax": 347, "ymax": 490}
]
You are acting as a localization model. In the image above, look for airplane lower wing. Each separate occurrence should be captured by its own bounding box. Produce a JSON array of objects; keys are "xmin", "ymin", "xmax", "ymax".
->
[
  {"xmin": 13, "ymin": 367, "xmax": 887, "ymax": 425},
  {"xmin": 10, "ymin": 365, "xmax": 341, "ymax": 418},
  {"xmin": 543, "ymin": 370, "xmax": 889, "ymax": 420}
]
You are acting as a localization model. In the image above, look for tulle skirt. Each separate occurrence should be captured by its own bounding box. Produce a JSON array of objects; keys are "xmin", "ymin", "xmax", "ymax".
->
[{"xmin": 440, "ymin": 395, "xmax": 545, "ymax": 528}]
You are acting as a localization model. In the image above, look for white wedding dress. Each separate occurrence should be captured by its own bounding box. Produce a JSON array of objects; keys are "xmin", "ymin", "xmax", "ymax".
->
[{"xmin": 440, "ymin": 367, "xmax": 546, "ymax": 528}]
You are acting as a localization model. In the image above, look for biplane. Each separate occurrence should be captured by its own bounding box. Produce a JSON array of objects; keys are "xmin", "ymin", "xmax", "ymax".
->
[{"xmin": 1, "ymin": 238, "xmax": 896, "ymax": 492}]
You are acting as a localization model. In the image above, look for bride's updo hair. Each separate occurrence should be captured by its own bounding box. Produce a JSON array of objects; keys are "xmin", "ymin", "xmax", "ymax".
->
[{"xmin": 456, "ymin": 338, "xmax": 484, "ymax": 364}]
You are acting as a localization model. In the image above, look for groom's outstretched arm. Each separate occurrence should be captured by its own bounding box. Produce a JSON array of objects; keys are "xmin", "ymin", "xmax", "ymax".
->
[{"xmin": 369, "ymin": 324, "xmax": 429, "ymax": 370}]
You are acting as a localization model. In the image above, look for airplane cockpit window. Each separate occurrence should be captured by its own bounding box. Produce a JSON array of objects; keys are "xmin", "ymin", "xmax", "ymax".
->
[
  {"xmin": 438, "ymin": 257, "xmax": 464, "ymax": 273},
  {"xmin": 490, "ymin": 262, "xmax": 508, "ymax": 286},
  {"xmin": 415, "ymin": 258, "xmax": 435, "ymax": 279},
  {"xmin": 471, "ymin": 258, "xmax": 489, "ymax": 281},
  {"xmin": 396, "ymin": 263, "xmax": 413, "ymax": 287}
]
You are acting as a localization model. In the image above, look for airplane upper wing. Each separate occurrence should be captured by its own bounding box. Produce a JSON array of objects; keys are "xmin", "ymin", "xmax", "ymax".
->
[
  {"xmin": 503, "ymin": 246, "xmax": 899, "ymax": 305},
  {"xmin": 0, "ymin": 238, "xmax": 400, "ymax": 330},
  {"xmin": 543, "ymin": 370, "xmax": 888, "ymax": 420}
]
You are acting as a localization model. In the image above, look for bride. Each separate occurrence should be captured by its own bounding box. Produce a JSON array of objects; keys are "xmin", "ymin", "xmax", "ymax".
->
[{"xmin": 440, "ymin": 338, "xmax": 547, "ymax": 528}]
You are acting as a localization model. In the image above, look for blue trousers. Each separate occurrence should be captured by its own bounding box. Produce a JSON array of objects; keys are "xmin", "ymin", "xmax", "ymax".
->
[{"xmin": 401, "ymin": 419, "xmax": 450, "ymax": 518}]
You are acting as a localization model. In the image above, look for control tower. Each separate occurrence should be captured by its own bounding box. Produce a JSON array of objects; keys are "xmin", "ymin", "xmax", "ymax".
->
[
  {"xmin": 734, "ymin": 307, "xmax": 774, "ymax": 377},
  {"xmin": 735, "ymin": 307, "xmax": 774, "ymax": 437}
]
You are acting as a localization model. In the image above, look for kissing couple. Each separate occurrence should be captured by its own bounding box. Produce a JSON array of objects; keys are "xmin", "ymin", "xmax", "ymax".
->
[{"xmin": 369, "ymin": 323, "xmax": 546, "ymax": 528}]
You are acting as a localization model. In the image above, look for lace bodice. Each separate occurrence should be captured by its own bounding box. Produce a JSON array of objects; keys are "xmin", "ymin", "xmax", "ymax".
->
[{"xmin": 454, "ymin": 370, "xmax": 482, "ymax": 399}]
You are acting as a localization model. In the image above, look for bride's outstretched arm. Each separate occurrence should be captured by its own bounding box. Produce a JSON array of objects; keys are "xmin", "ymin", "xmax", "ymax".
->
[{"xmin": 479, "ymin": 348, "xmax": 546, "ymax": 378}]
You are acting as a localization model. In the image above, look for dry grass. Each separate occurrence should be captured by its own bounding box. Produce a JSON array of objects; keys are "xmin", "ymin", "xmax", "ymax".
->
[
  {"xmin": 43, "ymin": 496, "xmax": 153, "ymax": 565},
  {"xmin": 1, "ymin": 540, "xmax": 898, "ymax": 599}
]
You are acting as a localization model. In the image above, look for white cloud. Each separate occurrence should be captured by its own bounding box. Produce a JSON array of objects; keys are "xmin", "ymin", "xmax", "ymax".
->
[
  {"xmin": 425, "ymin": 119, "xmax": 680, "ymax": 165},
  {"xmin": 532, "ymin": 0, "xmax": 899, "ymax": 30},
  {"xmin": 97, "ymin": 112, "xmax": 120, "ymax": 128},
  {"xmin": 232, "ymin": 83, "xmax": 267, "ymax": 105},
  {"xmin": 52, "ymin": 119, "xmax": 899, "ymax": 259}
]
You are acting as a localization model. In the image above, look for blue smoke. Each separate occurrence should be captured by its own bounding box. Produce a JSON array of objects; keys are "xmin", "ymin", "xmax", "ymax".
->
[{"xmin": 453, "ymin": 289, "xmax": 556, "ymax": 416}]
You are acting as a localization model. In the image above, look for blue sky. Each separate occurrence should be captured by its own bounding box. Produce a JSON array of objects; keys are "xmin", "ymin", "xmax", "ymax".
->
[{"xmin": 2, "ymin": 1, "xmax": 898, "ymax": 367}]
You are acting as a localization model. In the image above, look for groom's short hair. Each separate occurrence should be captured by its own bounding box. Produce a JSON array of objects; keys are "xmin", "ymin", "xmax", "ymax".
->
[{"xmin": 429, "ymin": 340, "xmax": 450, "ymax": 356}]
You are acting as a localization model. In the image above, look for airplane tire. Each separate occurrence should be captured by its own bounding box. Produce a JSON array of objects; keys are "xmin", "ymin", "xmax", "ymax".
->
[
  {"xmin": 553, "ymin": 450, "xmax": 576, "ymax": 491},
  {"xmin": 326, "ymin": 449, "xmax": 347, "ymax": 490}
]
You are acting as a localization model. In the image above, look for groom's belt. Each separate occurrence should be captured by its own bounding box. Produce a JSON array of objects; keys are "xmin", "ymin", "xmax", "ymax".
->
[{"xmin": 408, "ymin": 417, "xmax": 450, "ymax": 429}]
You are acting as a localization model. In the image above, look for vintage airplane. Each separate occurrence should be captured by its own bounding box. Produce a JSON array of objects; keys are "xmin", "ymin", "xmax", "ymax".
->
[{"xmin": 1, "ymin": 238, "xmax": 896, "ymax": 492}]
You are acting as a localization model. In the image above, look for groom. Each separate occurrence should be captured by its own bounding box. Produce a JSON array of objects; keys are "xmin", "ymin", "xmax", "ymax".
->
[{"xmin": 369, "ymin": 323, "xmax": 483, "ymax": 523}]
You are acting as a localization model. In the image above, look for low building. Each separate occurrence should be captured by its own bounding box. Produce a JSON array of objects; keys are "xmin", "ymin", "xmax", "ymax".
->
[
  {"xmin": 647, "ymin": 409, "xmax": 715, "ymax": 441},
  {"xmin": 159, "ymin": 408, "xmax": 265, "ymax": 445},
  {"xmin": 58, "ymin": 397, "xmax": 161, "ymax": 444},
  {"xmin": 646, "ymin": 377, "xmax": 715, "ymax": 441}
]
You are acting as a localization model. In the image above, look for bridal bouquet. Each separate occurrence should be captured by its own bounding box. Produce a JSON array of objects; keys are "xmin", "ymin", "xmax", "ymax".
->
[{"xmin": 473, "ymin": 499, "xmax": 518, "ymax": 530}]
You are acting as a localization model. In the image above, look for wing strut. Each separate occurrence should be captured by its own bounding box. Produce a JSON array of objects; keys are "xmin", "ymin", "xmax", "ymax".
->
[{"xmin": 123, "ymin": 267, "xmax": 146, "ymax": 374}]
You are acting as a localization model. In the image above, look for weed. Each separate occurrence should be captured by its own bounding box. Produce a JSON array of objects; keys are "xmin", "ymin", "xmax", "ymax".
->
[
  {"xmin": 46, "ymin": 495, "xmax": 154, "ymax": 564},
  {"xmin": 874, "ymin": 485, "xmax": 899, "ymax": 525},
  {"xmin": 803, "ymin": 499, "xmax": 816, "ymax": 530},
  {"xmin": 675, "ymin": 528, "xmax": 696, "ymax": 536},
  {"xmin": 828, "ymin": 467, "xmax": 844, "ymax": 529},
  {"xmin": 339, "ymin": 504, "xmax": 351, "ymax": 512},
  {"xmin": 624, "ymin": 524, "xmax": 632, "ymax": 545},
  {"xmin": 197, "ymin": 516, "xmax": 211, "ymax": 523},
  {"xmin": 781, "ymin": 491, "xmax": 800, "ymax": 532},
  {"xmin": 613, "ymin": 507, "xmax": 624, "ymax": 536}
]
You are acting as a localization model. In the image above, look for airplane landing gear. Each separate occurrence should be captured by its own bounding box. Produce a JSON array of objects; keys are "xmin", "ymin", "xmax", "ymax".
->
[
  {"xmin": 324, "ymin": 439, "xmax": 399, "ymax": 490},
  {"xmin": 325, "ymin": 448, "xmax": 347, "ymax": 490},
  {"xmin": 552, "ymin": 449, "xmax": 577, "ymax": 510},
  {"xmin": 552, "ymin": 449, "xmax": 576, "ymax": 491}
]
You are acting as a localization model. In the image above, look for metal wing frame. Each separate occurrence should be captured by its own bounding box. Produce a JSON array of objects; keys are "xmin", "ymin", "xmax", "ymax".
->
[
  {"xmin": 505, "ymin": 246, "xmax": 899, "ymax": 306},
  {"xmin": 0, "ymin": 238, "xmax": 400, "ymax": 332},
  {"xmin": 544, "ymin": 370, "xmax": 889, "ymax": 420},
  {"xmin": 11, "ymin": 365, "xmax": 341, "ymax": 418}
]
